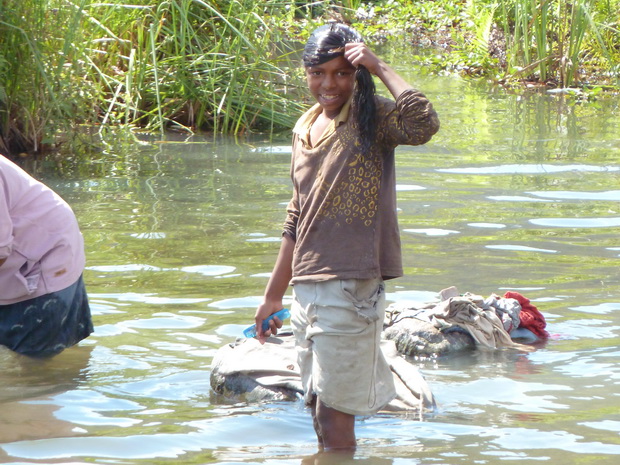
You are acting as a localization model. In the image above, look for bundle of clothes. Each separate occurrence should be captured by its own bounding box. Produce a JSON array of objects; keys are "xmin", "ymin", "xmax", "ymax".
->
[{"xmin": 386, "ymin": 287, "xmax": 549, "ymax": 351}]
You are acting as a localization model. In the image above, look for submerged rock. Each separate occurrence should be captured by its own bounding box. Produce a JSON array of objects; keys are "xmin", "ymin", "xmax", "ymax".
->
[
  {"xmin": 210, "ymin": 289, "xmax": 545, "ymax": 408},
  {"xmin": 383, "ymin": 288, "xmax": 542, "ymax": 357},
  {"xmin": 210, "ymin": 333, "xmax": 302, "ymax": 403},
  {"xmin": 210, "ymin": 332, "xmax": 435, "ymax": 412},
  {"xmin": 383, "ymin": 315, "xmax": 476, "ymax": 357}
]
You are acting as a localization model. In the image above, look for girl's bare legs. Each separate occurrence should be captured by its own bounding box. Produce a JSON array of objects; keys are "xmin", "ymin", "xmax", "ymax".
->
[
  {"xmin": 309, "ymin": 396, "xmax": 323, "ymax": 447},
  {"xmin": 313, "ymin": 397, "xmax": 356, "ymax": 450}
]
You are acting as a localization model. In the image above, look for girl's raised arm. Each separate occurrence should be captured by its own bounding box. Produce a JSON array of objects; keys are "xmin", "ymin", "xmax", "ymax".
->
[{"xmin": 344, "ymin": 43, "xmax": 412, "ymax": 99}]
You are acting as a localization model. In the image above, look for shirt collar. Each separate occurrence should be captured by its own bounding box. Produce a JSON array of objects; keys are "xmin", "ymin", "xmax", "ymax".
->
[{"xmin": 293, "ymin": 99, "xmax": 352, "ymax": 147}]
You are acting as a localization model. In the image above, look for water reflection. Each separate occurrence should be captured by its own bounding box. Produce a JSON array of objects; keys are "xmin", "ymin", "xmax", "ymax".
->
[
  {"xmin": 301, "ymin": 450, "xmax": 392, "ymax": 465},
  {"xmin": 0, "ymin": 345, "xmax": 93, "ymax": 403},
  {"xmin": 438, "ymin": 163, "xmax": 620, "ymax": 174},
  {"xmin": 0, "ymin": 346, "xmax": 93, "ymax": 446}
]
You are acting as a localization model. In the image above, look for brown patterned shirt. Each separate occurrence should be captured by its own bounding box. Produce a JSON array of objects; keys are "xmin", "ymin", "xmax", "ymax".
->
[{"xmin": 284, "ymin": 89, "xmax": 440, "ymax": 283}]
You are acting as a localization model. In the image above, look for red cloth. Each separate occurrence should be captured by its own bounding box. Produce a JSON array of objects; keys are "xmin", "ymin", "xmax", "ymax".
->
[{"xmin": 504, "ymin": 291, "xmax": 549, "ymax": 339}]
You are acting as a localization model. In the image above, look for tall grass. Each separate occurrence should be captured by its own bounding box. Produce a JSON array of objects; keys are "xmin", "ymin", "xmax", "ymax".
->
[
  {"xmin": 0, "ymin": 0, "xmax": 307, "ymax": 156},
  {"xmin": 416, "ymin": 0, "xmax": 618, "ymax": 87},
  {"xmin": 0, "ymin": 0, "xmax": 90, "ymax": 154},
  {"xmin": 2, "ymin": 0, "xmax": 618, "ymax": 156},
  {"xmin": 496, "ymin": 0, "xmax": 616, "ymax": 86}
]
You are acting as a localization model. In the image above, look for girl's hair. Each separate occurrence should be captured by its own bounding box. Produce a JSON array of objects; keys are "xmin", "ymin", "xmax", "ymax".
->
[{"xmin": 303, "ymin": 23, "xmax": 376, "ymax": 153}]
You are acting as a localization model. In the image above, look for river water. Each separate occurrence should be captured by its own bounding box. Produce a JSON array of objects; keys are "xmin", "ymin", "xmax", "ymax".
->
[{"xmin": 1, "ymin": 67, "xmax": 619, "ymax": 464}]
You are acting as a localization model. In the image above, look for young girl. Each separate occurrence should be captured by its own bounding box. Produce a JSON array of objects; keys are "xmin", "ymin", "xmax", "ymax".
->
[
  {"xmin": 0, "ymin": 155, "xmax": 93, "ymax": 357},
  {"xmin": 254, "ymin": 23, "xmax": 440, "ymax": 450}
]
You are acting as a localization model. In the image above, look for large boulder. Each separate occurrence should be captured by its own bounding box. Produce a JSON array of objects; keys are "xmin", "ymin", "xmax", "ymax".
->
[{"xmin": 210, "ymin": 332, "xmax": 435, "ymax": 412}]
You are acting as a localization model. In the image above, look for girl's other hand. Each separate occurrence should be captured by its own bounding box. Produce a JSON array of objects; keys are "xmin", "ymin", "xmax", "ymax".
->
[{"xmin": 254, "ymin": 301, "xmax": 284, "ymax": 344}]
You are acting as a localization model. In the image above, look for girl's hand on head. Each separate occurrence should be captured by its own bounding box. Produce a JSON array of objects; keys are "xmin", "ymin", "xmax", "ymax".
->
[
  {"xmin": 345, "ymin": 42, "xmax": 411, "ymax": 98},
  {"xmin": 344, "ymin": 43, "xmax": 382, "ymax": 75}
]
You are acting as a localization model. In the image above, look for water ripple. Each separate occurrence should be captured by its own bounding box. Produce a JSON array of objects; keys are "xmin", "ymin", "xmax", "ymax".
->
[
  {"xmin": 530, "ymin": 218, "xmax": 620, "ymax": 228},
  {"xmin": 527, "ymin": 190, "xmax": 620, "ymax": 201},
  {"xmin": 438, "ymin": 164, "xmax": 620, "ymax": 175}
]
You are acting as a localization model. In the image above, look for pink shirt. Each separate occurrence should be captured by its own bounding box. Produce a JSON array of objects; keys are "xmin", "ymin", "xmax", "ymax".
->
[{"xmin": 0, "ymin": 156, "xmax": 85, "ymax": 304}]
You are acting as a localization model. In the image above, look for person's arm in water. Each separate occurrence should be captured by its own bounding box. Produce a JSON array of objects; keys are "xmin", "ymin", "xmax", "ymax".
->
[
  {"xmin": 254, "ymin": 233, "xmax": 294, "ymax": 343},
  {"xmin": 344, "ymin": 43, "xmax": 412, "ymax": 100}
]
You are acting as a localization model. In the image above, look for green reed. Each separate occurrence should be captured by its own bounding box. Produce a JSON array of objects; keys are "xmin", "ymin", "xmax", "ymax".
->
[
  {"xmin": 0, "ymin": 0, "xmax": 307, "ymax": 155},
  {"xmin": 496, "ymin": 0, "xmax": 615, "ymax": 86},
  {"xmin": 95, "ymin": 0, "xmax": 306, "ymax": 134},
  {"xmin": 0, "ymin": 0, "xmax": 75, "ymax": 154}
]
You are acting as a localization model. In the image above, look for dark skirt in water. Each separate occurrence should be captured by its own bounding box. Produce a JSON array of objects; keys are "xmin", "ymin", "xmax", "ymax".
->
[{"xmin": 0, "ymin": 275, "xmax": 93, "ymax": 357}]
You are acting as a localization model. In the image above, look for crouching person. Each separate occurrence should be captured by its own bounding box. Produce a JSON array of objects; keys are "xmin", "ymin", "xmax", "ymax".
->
[{"xmin": 0, "ymin": 155, "xmax": 93, "ymax": 357}]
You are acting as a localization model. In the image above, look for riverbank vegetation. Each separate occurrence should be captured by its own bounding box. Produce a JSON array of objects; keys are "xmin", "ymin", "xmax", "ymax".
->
[
  {"xmin": 347, "ymin": 0, "xmax": 619, "ymax": 90},
  {"xmin": 1, "ymin": 0, "xmax": 618, "ymax": 157}
]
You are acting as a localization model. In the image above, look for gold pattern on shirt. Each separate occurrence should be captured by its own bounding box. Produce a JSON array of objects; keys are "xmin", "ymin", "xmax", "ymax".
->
[{"xmin": 316, "ymin": 139, "xmax": 382, "ymax": 227}]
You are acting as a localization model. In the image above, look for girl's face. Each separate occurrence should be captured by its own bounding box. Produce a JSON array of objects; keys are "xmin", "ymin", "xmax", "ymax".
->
[{"xmin": 305, "ymin": 56, "xmax": 356, "ymax": 118}]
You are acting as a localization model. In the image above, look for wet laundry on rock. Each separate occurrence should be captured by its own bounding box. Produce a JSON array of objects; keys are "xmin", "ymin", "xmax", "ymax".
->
[
  {"xmin": 430, "ymin": 296, "xmax": 533, "ymax": 351},
  {"xmin": 385, "ymin": 286, "xmax": 548, "ymax": 350},
  {"xmin": 503, "ymin": 291, "xmax": 549, "ymax": 339},
  {"xmin": 210, "ymin": 287, "xmax": 549, "ymax": 406}
]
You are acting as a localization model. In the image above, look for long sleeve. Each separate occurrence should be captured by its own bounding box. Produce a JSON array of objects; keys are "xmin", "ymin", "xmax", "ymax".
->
[
  {"xmin": 379, "ymin": 89, "xmax": 440, "ymax": 147},
  {"xmin": 283, "ymin": 91, "xmax": 439, "ymax": 284},
  {"xmin": 282, "ymin": 146, "xmax": 300, "ymax": 242}
]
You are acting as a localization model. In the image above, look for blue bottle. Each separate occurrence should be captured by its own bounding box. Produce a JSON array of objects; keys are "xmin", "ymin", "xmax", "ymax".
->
[{"xmin": 243, "ymin": 308, "xmax": 290, "ymax": 338}]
